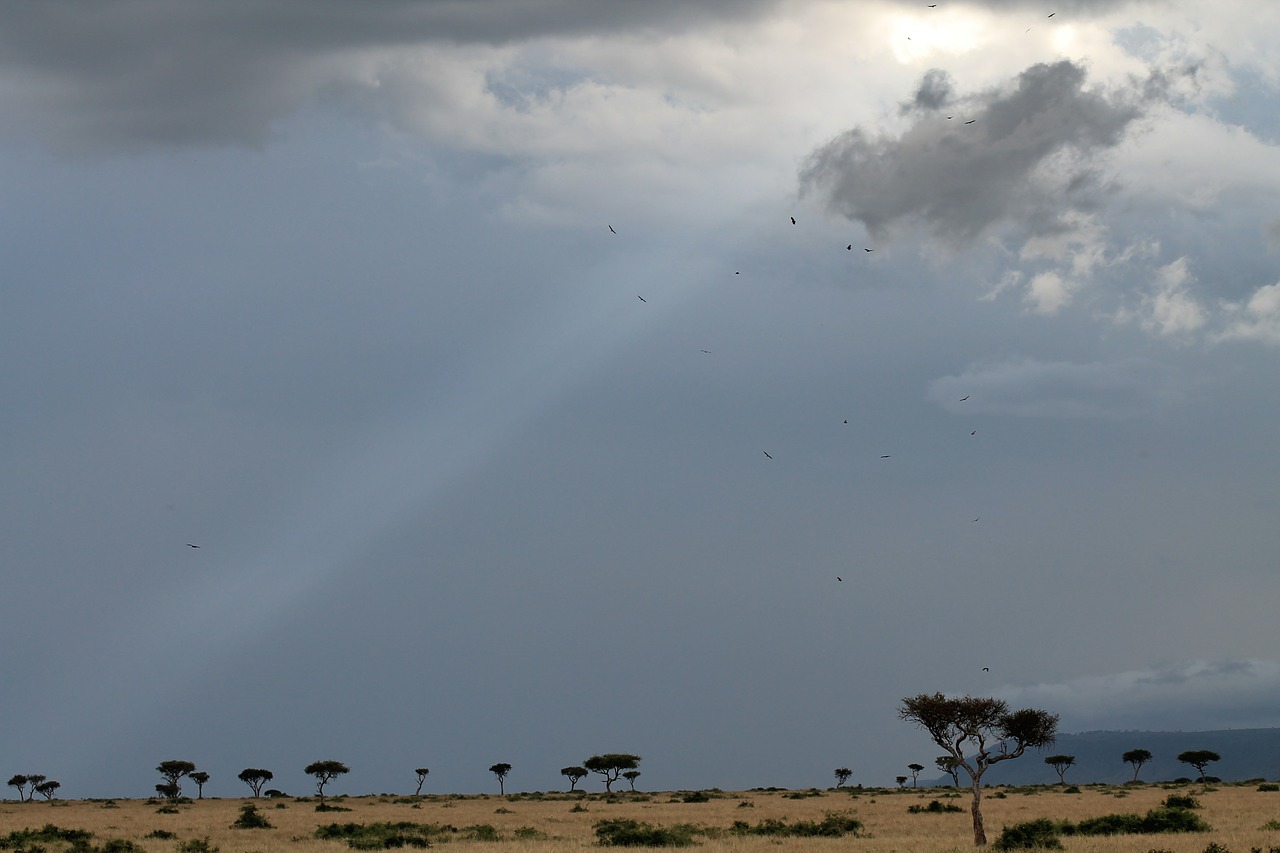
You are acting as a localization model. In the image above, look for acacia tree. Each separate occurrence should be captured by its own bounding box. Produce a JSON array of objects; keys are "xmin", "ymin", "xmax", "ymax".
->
[
  {"xmin": 560, "ymin": 766, "xmax": 587, "ymax": 792},
  {"xmin": 156, "ymin": 761, "xmax": 195, "ymax": 801},
  {"xmin": 907, "ymin": 763, "xmax": 925, "ymax": 787},
  {"xmin": 834, "ymin": 767, "xmax": 852, "ymax": 788},
  {"xmin": 304, "ymin": 760, "xmax": 349, "ymax": 803},
  {"xmin": 189, "ymin": 771, "xmax": 210, "ymax": 799},
  {"xmin": 7, "ymin": 775, "xmax": 30, "ymax": 802},
  {"xmin": 1177, "ymin": 750, "xmax": 1220, "ymax": 784},
  {"xmin": 1044, "ymin": 755, "xmax": 1075, "ymax": 784},
  {"xmin": 622, "ymin": 770, "xmax": 641, "ymax": 792},
  {"xmin": 488, "ymin": 763, "xmax": 512, "ymax": 795},
  {"xmin": 936, "ymin": 756, "xmax": 961, "ymax": 787},
  {"xmin": 25, "ymin": 775, "xmax": 47, "ymax": 797},
  {"xmin": 1122, "ymin": 748, "xmax": 1152, "ymax": 783},
  {"xmin": 238, "ymin": 769, "xmax": 273, "ymax": 798},
  {"xmin": 33, "ymin": 780, "xmax": 60, "ymax": 801},
  {"xmin": 414, "ymin": 768, "xmax": 430, "ymax": 796},
  {"xmin": 583, "ymin": 754, "xmax": 642, "ymax": 794},
  {"xmin": 895, "ymin": 775, "xmax": 909, "ymax": 788},
  {"xmin": 899, "ymin": 693, "xmax": 1059, "ymax": 846}
]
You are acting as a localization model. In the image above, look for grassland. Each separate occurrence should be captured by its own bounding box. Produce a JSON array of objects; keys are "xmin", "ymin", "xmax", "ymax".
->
[{"xmin": 1, "ymin": 782, "xmax": 1277, "ymax": 852}]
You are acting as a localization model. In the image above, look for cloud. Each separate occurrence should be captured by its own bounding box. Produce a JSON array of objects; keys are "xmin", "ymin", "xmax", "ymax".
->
[
  {"xmin": 1215, "ymin": 281, "xmax": 1280, "ymax": 345},
  {"xmin": 800, "ymin": 59, "xmax": 1156, "ymax": 245},
  {"xmin": 927, "ymin": 357, "xmax": 1184, "ymax": 419},
  {"xmin": 1131, "ymin": 257, "xmax": 1209, "ymax": 337},
  {"xmin": 998, "ymin": 659, "xmax": 1280, "ymax": 730}
]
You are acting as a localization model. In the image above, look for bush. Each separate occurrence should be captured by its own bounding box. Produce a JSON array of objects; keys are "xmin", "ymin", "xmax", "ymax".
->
[
  {"xmin": 315, "ymin": 821, "xmax": 454, "ymax": 849},
  {"xmin": 231, "ymin": 805, "xmax": 272, "ymax": 829},
  {"xmin": 1258, "ymin": 783, "xmax": 1280, "ymax": 792},
  {"xmin": 0, "ymin": 824, "xmax": 94, "ymax": 848},
  {"xmin": 1063, "ymin": 786, "xmax": 1081, "ymax": 794},
  {"xmin": 1073, "ymin": 808, "xmax": 1210, "ymax": 836},
  {"xmin": 594, "ymin": 818, "xmax": 698, "ymax": 847},
  {"xmin": 908, "ymin": 799, "xmax": 964, "ymax": 813},
  {"xmin": 992, "ymin": 818, "xmax": 1065, "ymax": 850},
  {"xmin": 461, "ymin": 825, "xmax": 499, "ymax": 842},
  {"xmin": 1164, "ymin": 794, "xmax": 1201, "ymax": 809},
  {"xmin": 174, "ymin": 839, "xmax": 218, "ymax": 853},
  {"xmin": 315, "ymin": 803, "xmax": 352, "ymax": 813},
  {"xmin": 513, "ymin": 826, "xmax": 546, "ymax": 839},
  {"xmin": 729, "ymin": 812, "xmax": 862, "ymax": 838},
  {"xmin": 145, "ymin": 831, "xmax": 176, "ymax": 840},
  {"xmin": 99, "ymin": 841, "xmax": 143, "ymax": 853},
  {"xmin": 679, "ymin": 791, "xmax": 711, "ymax": 803}
]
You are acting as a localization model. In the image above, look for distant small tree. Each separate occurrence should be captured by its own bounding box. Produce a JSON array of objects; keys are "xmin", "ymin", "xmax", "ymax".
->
[
  {"xmin": 25, "ymin": 775, "xmax": 46, "ymax": 796},
  {"xmin": 7, "ymin": 775, "xmax": 31, "ymax": 802},
  {"xmin": 907, "ymin": 763, "xmax": 925, "ymax": 787},
  {"xmin": 899, "ymin": 693, "xmax": 1058, "ymax": 846},
  {"xmin": 1044, "ymin": 755, "xmax": 1075, "ymax": 784},
  {"xmin": 622, "ymin": 770, "xmax": 641, "ymax": 791},
  {"xmin": 304, "ymin": 760, "xmax": 349, "ymax": 803},
  {"xmin": 156, "ymin": 761, "xmax": 195, "ymax": 801},
  {"xmin": 1177, "ymin": 750, "xmax": 1220, "ymax": 785},
  {"xmin": 414, "ymin": 768, "xmax": 430, "ymax": 796},
  {"xmin": 560, "ymin": 766, "xmax": 588, "ymax": 792},
  {"xmin": 895, "ymin": 775, "xmax": 909, "ymax": 788},
  {"xmin": 33, "ymin": 780, "xmax": 60, "ymax": 800},
  {"xmin": 834, "ymin": 767, "xmax": 852, "ymax": 788},
  {"xmin": 584, "ymin": 754, "xmax": 642, "ymax": 794},
  {"xmin": 189, "ymin": 771, "xmax": 210, "ymax": 798},
  {"xmin": 936, "ymin": 756, "xmax": 961, "ymax": 787},
  {"xmin": 1122, "ymin": 748, "xmax": 1152, "ymax": 783},
  {"xmin": 238, "ymin": 768, "xmax": 273, "ymax": 798},
  {"xmin": 488, "ymin": 763, "xmax": 512, "ymax": 795}
]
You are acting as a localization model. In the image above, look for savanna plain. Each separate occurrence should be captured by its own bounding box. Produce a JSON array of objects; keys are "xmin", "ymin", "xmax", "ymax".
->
[{"xmin": 2, "ymin": 783, "xmax": 1279, "ymax": 853}]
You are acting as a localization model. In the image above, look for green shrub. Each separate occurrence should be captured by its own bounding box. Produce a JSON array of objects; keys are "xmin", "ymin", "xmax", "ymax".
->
[
  {"xmin": 0, "ymin": 824, "xmax": 94, "ymax": 848},
  {"xmin": 1261, "ymin": 819, "xmax": 1280, "ymax": 831},
  {"xmin": 992, "ymin": 818, "xmax": 1065, "ymax": 850},
  {"xmin": 908, "ymin": 799, "xmax": 964, "ymax": 813},
  {"xmin": 155, "ymin": 806, "xmax": 180, "ymax": 815},
  {"xmin": 570, "ymin": 803, "xmax": 589, "ymax": 813},
  {"xmin": 174, "ymin": 839, "xmax": 218, "ymax": 853},
  {"xmin": 461, "ymin": 824, "xmax": 500, "ymax": 842},
  {"xmin": 593, "ymin": 818, "xmax": 698, "ymax": 847},
  {"xmin": 145, "ymin": 831, "xmax": 177, "ymax": 840},
  {"xmin": 1072, "ymin": 808, "xmax": 1210, "ymax": 836},
  {"xmin": 315, "ymin": 803, "xmax": 352, "ymax": 812},
  {"xmin": 314, "ymin": 821, "xmax": 454, "ymax": 849},
  {"xmin": 513, "ymin": 826, "xmax": 546, "ymax": 839},
  {"xmin": 231, "ymin": 805, "xmax": 272, "ymax": 829},
  {"xmin": 99, "ymin": 841, "xmax": 143, "ymax": 853},
  {"xmin": 1063, "ymin": 786, "xmax": 1081, "ymax": 794},
  {"xmin": 729, "ymin": 812, "xmax": 861, "ymax": 838},
  {"xmin": 1164, "ymin": 794, "xmax": 1201, "ymax": 809},
  {"xmin": 679, "ymin": 791, "xmax": 711, "ymax": 803},
  {"xmin": 1258, "ymin": 783, "xmax": 1280, "ymax": 792}
]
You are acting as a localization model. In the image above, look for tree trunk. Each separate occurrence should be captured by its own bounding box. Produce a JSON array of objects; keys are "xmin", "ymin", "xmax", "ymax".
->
[{"xmin": 970, "ymin": 779, "xmax": 987, "ymax": 846}]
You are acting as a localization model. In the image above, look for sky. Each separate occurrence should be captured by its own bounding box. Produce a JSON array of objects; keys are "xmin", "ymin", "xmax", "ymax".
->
[{"xmin": 2, "ymin": 0, "xmax": 1279, "ymax": 799}]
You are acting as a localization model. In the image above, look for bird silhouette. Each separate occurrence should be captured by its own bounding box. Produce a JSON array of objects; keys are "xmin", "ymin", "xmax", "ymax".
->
[
  {"xmin": 964, "ymin": 119, "xmax": 976, "ymax": 124},
  {"xmin": 847, "ymin": 244, "xmax": 852, "ymax": 250},
  {"xmin": 971, "ymin": 430, "xmax": 976, "ymax": 435},
  {"xmin": 186, "ymin": 544, "xmax": 200, "ymax": 548},
  {"xmin": 864, "ymin": 247, "xmax": 873, "ymax": 252},
  {"xmin": 1048, "ymin": 12, "xmax": 1055, "ymax": 16},
  {"xmin": 982, "ymin": 667, "xmax": 989, "ymax": 672},
  {"xmin": 790, "ymin": 217, "xmax": 796, "ymax": 225},
  {"xmin": 637, "ymin": 295, "xmax": 647, "ymax": 303},
  {"xmin": 763, "ymin": 450, "xmax": 773, "ymax": 459},
  {"xmin": 837, "ymin": 576, "xmax": 843, "ymax": 582},
  {"xmin": 959, "ymin": 395, "xmax": 969, "ymax": 401},
  {"xmin": 701, "ymin": 349, "xmax": 712, "ymax": 354},
  {"xmin": 608, "ymin": 225, "xmax": 617, "ymax": 234},
  {"xmin": 880, "ymin": 455, "xmax": 892, "ymax": 459}
]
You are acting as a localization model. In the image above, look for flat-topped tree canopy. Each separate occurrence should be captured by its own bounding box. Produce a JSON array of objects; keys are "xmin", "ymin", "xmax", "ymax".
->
[{"xmin": 583, "ymin": 754, "xmax": 642, "ymax": 793}]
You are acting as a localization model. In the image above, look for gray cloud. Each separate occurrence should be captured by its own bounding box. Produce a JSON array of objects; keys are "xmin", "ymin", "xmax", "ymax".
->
[
  {"xmin": 927, "ymin": 357, "xmax": 1185, "ymax": 419},
  {"xmin": 999, "ymin": 660, "xmax": 1280, "ymax": 731},
  {"xmin": 0, "ymin": 0, "xmax": 778, "ymax": 152},
  {"xmin": 801, "ymin": 60, "xmax": 1158, "ymax": 244},
  {"xmin": 902, "ymin": 69, "xmax": 954, "ymax": 114}
]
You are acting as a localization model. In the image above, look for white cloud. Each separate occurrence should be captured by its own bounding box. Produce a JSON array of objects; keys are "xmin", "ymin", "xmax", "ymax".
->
[
  {"xmin": 1215, "ymin": 281, "xmax": 1280, "ymax": 345},
  {"xmin": 1135, "ymin": 257, "xmax": 1208, "ymax": 336}
]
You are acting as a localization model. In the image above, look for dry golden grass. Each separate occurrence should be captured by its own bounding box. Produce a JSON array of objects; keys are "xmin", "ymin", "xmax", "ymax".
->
[{"xmin": 0, "ymin": 784, "xmax": 1276, "ymax": 852}]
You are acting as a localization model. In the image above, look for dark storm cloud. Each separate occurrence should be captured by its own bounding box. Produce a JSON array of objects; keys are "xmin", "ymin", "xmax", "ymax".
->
[
  {"xmin": 0, "ymin": 0, "xmax": 777, "ymax": 152},
  {"xmin": 801, "ymin": 60, "xmax": 1164, "ymax": 244},
  {"xmin": 902, "ymin": 69, "xmax": 954, "ymax": 114}
]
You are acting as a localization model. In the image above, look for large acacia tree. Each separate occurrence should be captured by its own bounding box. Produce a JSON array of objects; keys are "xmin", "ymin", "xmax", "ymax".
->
[
  {"xmin": 1122, "ymin": 748, "xmax": 1152, "ymax": 783},
  {"xmin": 238, "ymin": 768, "xmax": 273, "ymax": 798},
  {"xmin": 1177, "ymin": 750, "xmax": 1220, "ymax": 784},
  {"xmin": 156, "ymin": 761, "xmax": 196, "ymax": 801},
  {"xmin": 583, "ymin": 754, "xmax": 642, "ymax": 794},
  {"xmin": 899, "ymin": 693, "xmax": 1058, "ymax": 846},
  {"xmin": 304, "ymin": 760, "xmax": 349, "ymax": 803}
]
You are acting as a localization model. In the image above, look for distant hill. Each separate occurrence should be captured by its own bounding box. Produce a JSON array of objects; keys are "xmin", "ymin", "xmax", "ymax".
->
[{"xmin": 922, "ymin": 728, "xmax": 1280, "ymax": 786}]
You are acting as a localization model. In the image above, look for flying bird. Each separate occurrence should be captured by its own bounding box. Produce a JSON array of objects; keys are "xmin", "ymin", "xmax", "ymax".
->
[
  {"xmin": 964, "ymin": 119, "xmax": 976, "ymax": 124},
  {"xmin": 763, "ymin": 450, "xmax": 773, "ymax": 459},
  {"xmin": 608, "ymin": 225, "xmax": 616, "ymax": 234},
  {"xmin": 982, "ymin": 667, "xmax": 990, "ymax": 672},
  {"xmin": 837, "ymin": 576, "xmax": 843, "ymax": 582},
  {"xmin": 186, "ymin": 544, "xmax": 200, "ymax": 548},
  {"xmin": 1048, "ymin": 11, "xmax": 1055, "ymax": 16},
  {"xmin": 637, "ymin": 295, "xmax": 647, "ymax": 302},
  {"xmin": 959, "ymin": 395, "xmax": 969, "ymax": 401},
  {"xmin": 880, "ymin": 455, "xmax": 892, "ymax": 459},
  {"xmin": 973, "ymin": 518, "xmax": 981, "ymax": 522},
  {"xmin": 971, "ymin": 430, "xmax": 976, "ymax": 435},
  {"xmin": 790, "ymin": 217, "xmax": 796, "ymax": 225},
  {"xmin": 843, "ymin": 419, "xmax": 848, "ymax": 424},
  {"xmin": 847, "ymin": 244, "xmax": 852, "ymax": 250},
  {"xmin": 864, "ymin": 247, "xmax": 873, "ymax": 252},
  {"xmin": 701, "ymin": 349, "xmax": 712, "ymax": 354}
]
